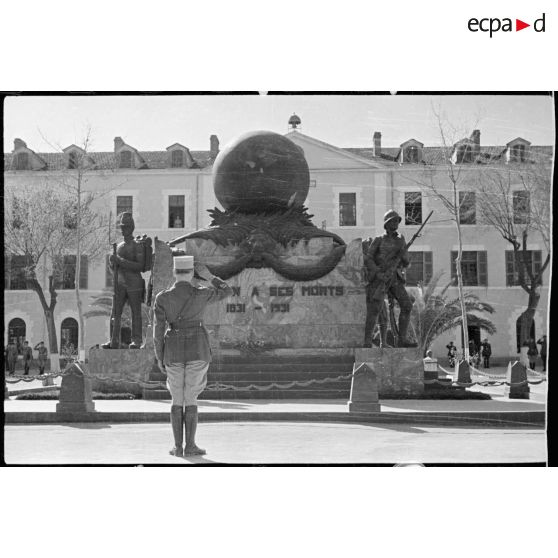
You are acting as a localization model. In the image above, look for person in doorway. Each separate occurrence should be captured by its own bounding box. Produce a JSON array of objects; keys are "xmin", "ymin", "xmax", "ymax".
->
[
  {"xmin": 6, "ymin": 340, "xmax": 18, "ymax": 375},
  {"xmin": 34, "ymin": 341, "xmax": 48, "ymax": 375},
  {"xmin": 446, "ymin": 341, "xmax": 457, "ymax": 367},
  {"xmin": 153, "ymin": 255, "xmax": 232, "ymax": 457},
  {"xmin": 22, "ymin": 341, "xmax": 33, "ymax": 375},
  {"xmin": 527, "ymin": 337, "xmax": 538, "ymax": 370},
  {"xmin": 536, "ymin": 335, "xmax": 547, "ymax": 373},
  {"xmin": 480, "ymin": 338, "xmax": 492, "ymax": 369}
]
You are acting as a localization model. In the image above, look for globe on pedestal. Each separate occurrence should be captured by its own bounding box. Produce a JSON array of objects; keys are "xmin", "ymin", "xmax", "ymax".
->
[{"xmin": 213, "ymin": 131, "xmax": 310, "ymax": 213}]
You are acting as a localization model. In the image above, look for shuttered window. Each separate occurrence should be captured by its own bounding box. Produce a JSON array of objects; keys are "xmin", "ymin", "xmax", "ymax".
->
[
  {"xmin": 405, "ymin": 251, "xmax": 433, "ymax": 286},
  {"xmin": 458, "ymin": 191, "xmax": 476, "ymax": 224},
  {"xmin": 513, "ymin": 191, "xmax": 530, "ymax": 224},
  {"xmin": 171, "ymin": 150, "xmax": 184, "ymax": 168},
  {"xmin": 54, "ymin": 255, "xmax": 88, "ymax": 289},
  {"xmin": 116, "ymin": 196, "xmax": 133, "ymax": 216},
  {"xmin": 339, "ymin": 193, "xmax": 357, "ymax": 226},
  {"xmin": 505, "ymin": 250, "xmax": 543, "ymax": 286},
  {"xmin": 451, "ymin": 251, "xmax": 487, "ymax": 286},
  {"xmin": 404, "ymin": 192, "xmax": 422, "ymax": 225},
  {"xmin": 119, "ymin": 150, "xmax": 133, "ymax": 169}
]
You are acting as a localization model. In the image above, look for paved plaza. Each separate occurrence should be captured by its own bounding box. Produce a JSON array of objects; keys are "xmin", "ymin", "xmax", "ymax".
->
[{"xmin": 4, "ymin": 421, "xmax": 546, "ymax": 464}]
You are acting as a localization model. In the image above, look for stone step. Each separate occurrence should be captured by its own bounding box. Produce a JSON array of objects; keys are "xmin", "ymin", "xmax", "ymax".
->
[
  {"xmin": 208, "ymin": 362, "xmax": 354, "ymax": 374},
  {"xmin": 206, "ymin": 369, "xmax": 353, "ymax": 382},
  {"xmin": 213, "ymin": 354, "xmax": 355, "ymax": 365}
]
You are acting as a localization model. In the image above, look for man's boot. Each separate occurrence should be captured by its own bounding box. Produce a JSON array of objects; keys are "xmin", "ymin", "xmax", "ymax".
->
[
  {"xmin": 169, "ymin": 405, "xmax": 183, "ymax": 457},
  {"xmin": 184, "ymin": 405, "xmax": 206, "ymax": 456},
  {"xmin": 397, "ymin": 311, "xmax": 417, "ymax": 348}
]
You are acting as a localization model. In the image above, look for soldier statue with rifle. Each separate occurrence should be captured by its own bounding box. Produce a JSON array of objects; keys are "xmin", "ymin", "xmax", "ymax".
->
[
  {"xmin": 102, "ymin": 212, "xmax": 152, "ymax": 349},
  {"xmin": 363, "ymin": 209, "xmax": 432, "ymax": 348}
]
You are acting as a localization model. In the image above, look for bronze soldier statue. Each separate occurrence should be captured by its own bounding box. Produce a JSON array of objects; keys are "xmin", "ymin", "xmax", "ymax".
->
[
  {"xmin": 363, "ymin": 209, "xmax": 416, "ymax": 348},
  {"xmin": 102, "ymin": 212, "xmax": 145, "ymax": 349}
]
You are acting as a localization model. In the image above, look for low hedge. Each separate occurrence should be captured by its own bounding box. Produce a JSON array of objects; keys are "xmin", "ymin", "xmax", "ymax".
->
[{"xmin": 15, "ymin": 391, "xmax": 138, "ymax": 400}]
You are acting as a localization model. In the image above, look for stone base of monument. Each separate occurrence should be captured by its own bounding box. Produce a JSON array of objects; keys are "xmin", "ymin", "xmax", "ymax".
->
[
  {"xmin": 348, "ymin": 363, "xmax": 380, "ymax": 413},
  {"xmin": 88, "ymin": 348, "xmax": 155, "ymax": 396},
  {"xmin": 354, "ymin": 348, "xmax": 424, "ymax": 396},
  {"xmin": 56, "ymin": 362, "xmax": 96, "ymax": 414},
  {"xmin": 504, "ymin": 361, "xmax": 530, "ymax": 399},
  {"xmin": 455, "ymin": 360, "xmax": 472, "ymax": 384}
]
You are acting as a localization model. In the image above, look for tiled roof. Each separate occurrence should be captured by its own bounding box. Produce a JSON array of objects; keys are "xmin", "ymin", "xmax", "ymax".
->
[
  {"xmin": 3, "ymin": 150, "xmax": 215, "ymax": 171},
  {"xmin": 3, "ymin": 143, "xmax": 552, "ymax": 171},
  {"xmin": 346, "ymin": 145, "xmax": 553, "ymax": 165}
]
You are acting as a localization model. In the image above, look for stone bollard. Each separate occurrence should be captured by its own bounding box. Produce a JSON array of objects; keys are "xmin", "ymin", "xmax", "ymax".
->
[
  {"xmin": 505, "ymin": 361, "xmax": 530, "ymax": 399},
  {"xmin": 56, "ymin": 362, "xmax": 96, "ymax": 414},
  {"xmin": 348, "ymin": 363, "xmax": 381, "ymax": 413},
  {"xmin": 455, "ymin": 360, "xmax": 471, "ymax": 384}
]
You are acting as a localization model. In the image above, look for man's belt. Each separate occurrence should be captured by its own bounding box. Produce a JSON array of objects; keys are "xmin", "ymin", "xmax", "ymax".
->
[{"xmin": 169, "ymin": 320, "xmax": 204, "ymax": 330}]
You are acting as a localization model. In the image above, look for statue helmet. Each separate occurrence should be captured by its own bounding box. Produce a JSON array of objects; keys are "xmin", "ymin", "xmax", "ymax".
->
[
  {"xmin": 383, "ymin": 210, "xmax": 402, "ymax": 226},
  {"xmin": 117, "ymin": 211, "xmax": 135, "ymax": 228}
]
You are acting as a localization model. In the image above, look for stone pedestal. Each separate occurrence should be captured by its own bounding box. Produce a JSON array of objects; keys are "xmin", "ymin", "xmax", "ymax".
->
[
  {"xmin": 505, "ymin": 361, "xmax": 530, "ymax": 399},
  {"xmin": 354, "ymin": 347, "xmax": 424, "ymax": 395},
  {"xmin": 88, "ymin": 348, "xmax": 155, "ymax": 395},
  {"xmin": 348, "ymin": 363, "xmax": 380, "ymax": 413},
  {"xmin": 56, "ymin": 362, "xmax": 96, "ymax": 413},
  {"xmin": 455, "ymin": 360, "xmax": 471, "ymax": 384}
]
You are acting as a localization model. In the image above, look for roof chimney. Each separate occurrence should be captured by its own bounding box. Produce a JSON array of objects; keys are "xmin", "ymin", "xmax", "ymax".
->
[
  {"xmin": 373, "ymin": 132, "xmax": 382, "ymax": 157},
  {"xmin": 210, "ymin": 135, "xmax": 219, "ymax": 159},
  {"xmin": 114, "ymin": 137, "xmax": 125, "ymax": 152},
  {"xmin": 13, "ymin": 138, "xmax": 27, "ymax": 151}
]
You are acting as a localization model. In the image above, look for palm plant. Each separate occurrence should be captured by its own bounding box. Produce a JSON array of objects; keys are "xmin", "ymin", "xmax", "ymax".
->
[{"xmin": 408, "ymin": 271, "xmax": 496, "ymax": 356}]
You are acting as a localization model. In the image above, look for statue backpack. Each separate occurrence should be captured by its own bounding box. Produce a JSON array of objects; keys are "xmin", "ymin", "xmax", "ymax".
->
[{"xmin": 135, "ymin": 234, "xmax": 153, "ymax": 272}]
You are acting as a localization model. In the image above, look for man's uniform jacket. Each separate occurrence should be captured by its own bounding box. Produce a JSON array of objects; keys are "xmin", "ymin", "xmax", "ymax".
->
[{"xmin": 153, "ymin": 278, "xmax": 232, "ymax": 366}]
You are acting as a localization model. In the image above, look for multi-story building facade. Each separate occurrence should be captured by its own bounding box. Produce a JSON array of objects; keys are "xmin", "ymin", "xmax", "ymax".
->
[{"xmin": 4, "ymin": 119, "xmax": 551, "ymax": 363}]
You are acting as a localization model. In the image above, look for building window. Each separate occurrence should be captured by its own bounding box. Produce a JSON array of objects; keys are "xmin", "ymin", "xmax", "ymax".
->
[
  {"xmin": 63, "ymin": 203, "xmax": 78, "ymax": 229},
  {"xmin": 451, "ymin": 251, "xmax": 487, "ymax": 286},
  {"xmin": 116, "ymin": 196, "xmax": 133, "ymax": 216},
  {"xmin": 404, "ymin": 146, "xmax": 419, "ymax": 163},
  {"xmin": 405, "ymin": 251, "xmax": 433, "ymax": 286},
  {"xmin": 171, "ymin": 150, "xmax": 184, "ymax": 168},
  {"xmin": 68, "ymin": 151, "xmax": 79, "ymax": 169},
  {"xmin": 458, "ymin": 191, "xmax": 476, "ymax": 224},
  {"xmin": 456, "ymin": 144, "xmax": 473, "ymax": 164},
  {"xmin": 513, "ymin": 191, "xmax": 530, "ymax": 224},
  {"xmin": 169, "ymin": 195, "xmax": 185, "ymax": 228},
  {"xmin": 339, "ymin": 193, "xmax": 357, "ymax": 226},
  {"xmin": 15, "ymin": 152, "xmax": 29, "ymax": 170},
  {"xmin": 11, "ymin": 197, "xmax": 26, "ymax": 229},
  {"xmin": 8, "ymin": 318, "xmax": 27, "ymax": 355},
  {"xmin": 55, "ymin": 255, "xmax": 88, "ymax": 290},
  {"xmin": 119, "ymin": 150, "xmax": 133, "ymax": 169},
  {"xmin": 60, "ymin": 318, "xmax": 78, "ymax": 355},
  {"xmin": 7, "ymin": 255, "xmax": 31, "ymax": 290},
  {"xmin": 505, "ymin": 250, "xmax": 542, "ymax": 286},
  {"xmin": 510, "ymin": 144, "xmax": 526, "ymax": 163},
  {"xmin": 404, "ymin": 192, "xmax": 422, "ymax": 225}
]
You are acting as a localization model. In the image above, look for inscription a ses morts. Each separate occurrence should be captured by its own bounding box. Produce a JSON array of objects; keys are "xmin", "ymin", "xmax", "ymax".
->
[{"xmin": 225, "ymin": 284, "xmax": 345, "ymax": 313}]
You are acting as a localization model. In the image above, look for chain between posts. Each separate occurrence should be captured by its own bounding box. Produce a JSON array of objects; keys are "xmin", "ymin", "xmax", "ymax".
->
[{"xmin": 5, "ymin": 365, "xmax": 546, "ymax": 391}]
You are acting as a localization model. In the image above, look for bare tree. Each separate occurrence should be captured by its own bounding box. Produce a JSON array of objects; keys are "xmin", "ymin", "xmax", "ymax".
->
[
  {"xmin": 5, "ymin": 183, "xmax": 70, "ymax": 371},
  {"xmin": 476, "ymin": 153, "xmax": 551, "ymax": 362},
  {"xmin": 39, "ymin": 127, "xmax": 120, "ymax": 361},
  {"xmin": 402, "ymin": 109, "xmax": 481, "ymax": 361}
]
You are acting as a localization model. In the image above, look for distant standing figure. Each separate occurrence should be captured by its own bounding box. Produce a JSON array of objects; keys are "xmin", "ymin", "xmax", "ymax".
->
[
  {"xmin": 446, "ymin": 341, "xmax": 457, "ymax": 367},
  {"xmin": 34, "ymin": 341, "xmax": 48, "ymax": 374},
  {"xmin": 480, "ymin": 338, "xmax": 492, "ymax": 369},
  {"xmin": 527, "ymin": 337, "xmax": 538, "ymax": 370},
  {"xmin": 536, "ymin": 335, "xmax": 547, "ymax": 372},
  {"xmin": 6, "ymin": 341, "xmax": 18, "ymax": 375},
  {"xmin": 173, "ymin": 215, "xmax": 183, "ymax": 228},
  {"xmin": 22, "ymin": 341, "xmax": 33, "ymax": 375}
]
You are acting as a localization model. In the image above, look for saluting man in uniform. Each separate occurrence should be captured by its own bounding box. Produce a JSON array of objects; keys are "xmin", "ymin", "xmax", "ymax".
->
[
  {"xmin": 363, "ymin": 209, "xmax": 415, "ymax": 348},
  {"xmin": 153, "ymin": 255, "xmax": 232, "ymax": 457}
]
